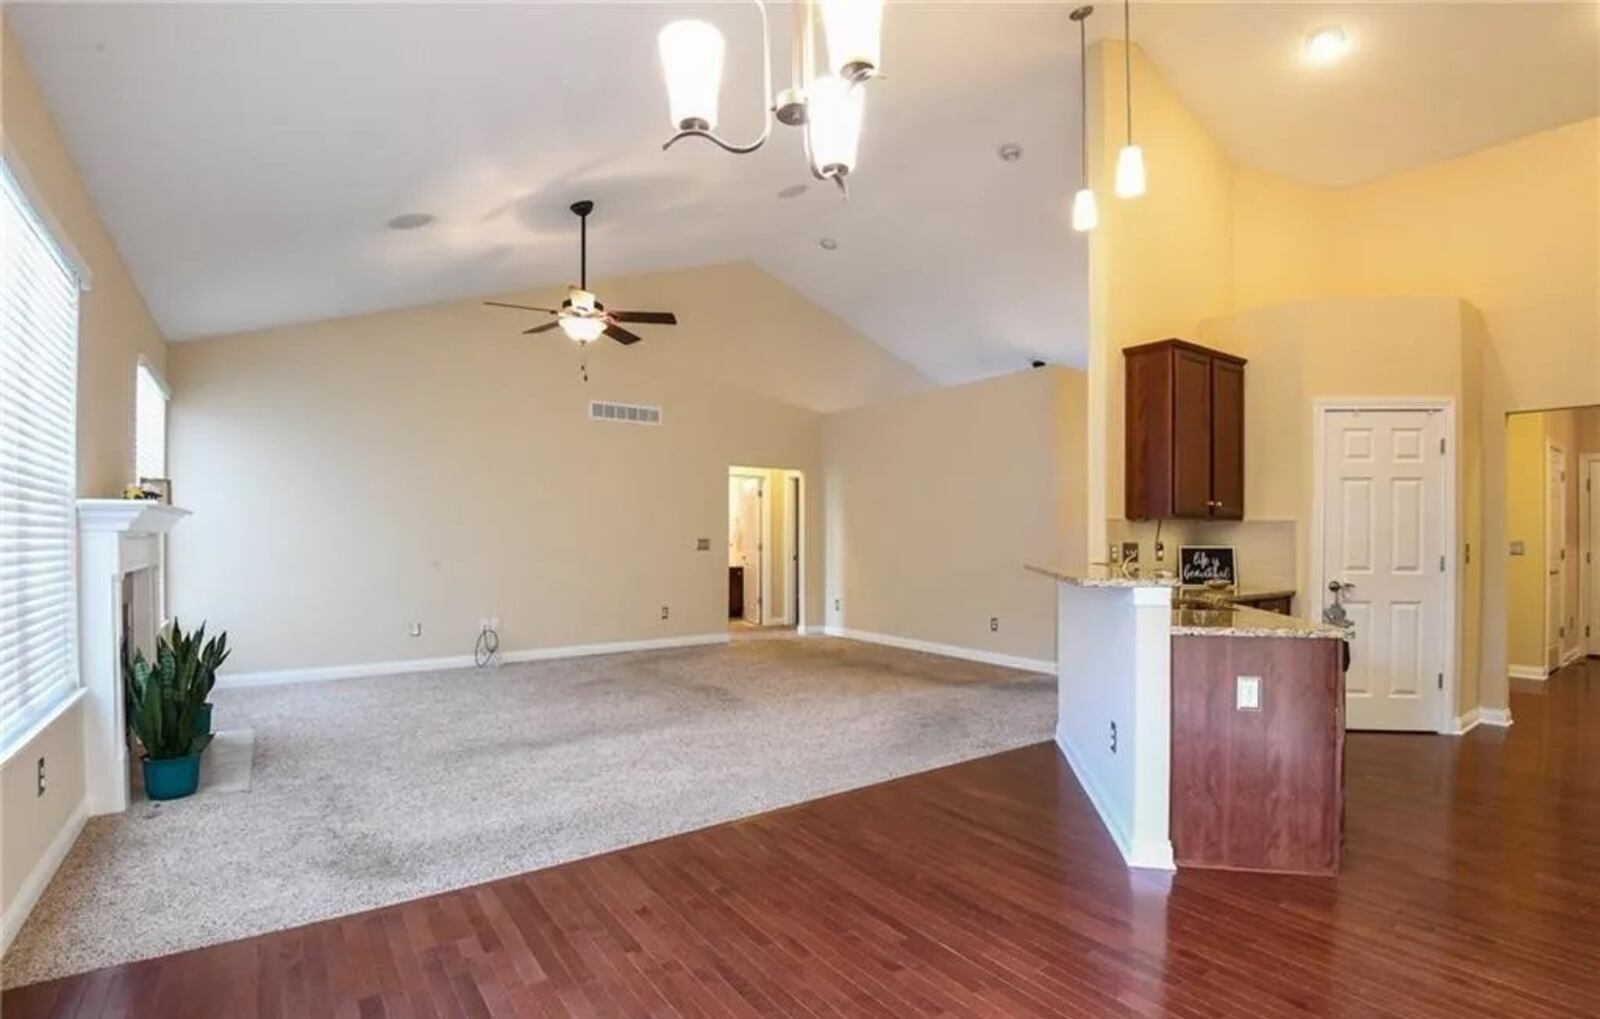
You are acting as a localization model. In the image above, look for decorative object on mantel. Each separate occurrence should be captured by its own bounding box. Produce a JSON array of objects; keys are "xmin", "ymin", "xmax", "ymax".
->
[{"xmin": 1178, "ymin": 545, "xmax": 1237, "ymax": 586}]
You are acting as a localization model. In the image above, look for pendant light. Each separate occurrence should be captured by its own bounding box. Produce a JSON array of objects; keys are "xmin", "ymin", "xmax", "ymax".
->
[
  {"xmin": 1114, "ymin": 0, "xmax": 1147, "ymax": 198},
  {"xmin": 820, "ymin": 0, "xmax": 885, "ymax": 83},
  {"xmin": 1070, "ymin": 6, "xmax": 1098, "ymax": 232},
  {"xmin": 658, "ymin": 20, "xmax": 727, "ymax": 133},
  {"xmin": 805, "ymin": 73, "xmax": 866, "ymax": 182}
]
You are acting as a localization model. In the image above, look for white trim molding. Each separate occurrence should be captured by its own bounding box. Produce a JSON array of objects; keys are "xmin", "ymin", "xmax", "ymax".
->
[
  {"xmin": 218, "ymin": 633, "xmax": 732, "ymax": 689},
  {"xmin": 821, "ymin": 626, "xmax": 1055, "ymax": 674},
  {"xmin": 0, "ymin": 795, "xmax": 88, "ymax": 956},
  {"xmin": 1508, "ymin": 664, "xmax": 1549, "ymax": 681},
  {"xmin": 1477, "ymin": 707, "xmax": 1513, "ymax": 727},
  {"xmin": 1445, "ymin": 708, "xmax": 1480, "ymax": 735}
]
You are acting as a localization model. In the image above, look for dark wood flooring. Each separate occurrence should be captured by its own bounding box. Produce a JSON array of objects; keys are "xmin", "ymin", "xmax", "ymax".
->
[{"xmin": 6, "ymin": 659, "xmax": 1598, "ymax": 1018}]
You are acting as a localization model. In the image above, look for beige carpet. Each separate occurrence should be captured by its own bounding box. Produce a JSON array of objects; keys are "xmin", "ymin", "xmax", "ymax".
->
[{"xmin": 2, "ymin": 636, "xmax": 1054, "ymax": 988}]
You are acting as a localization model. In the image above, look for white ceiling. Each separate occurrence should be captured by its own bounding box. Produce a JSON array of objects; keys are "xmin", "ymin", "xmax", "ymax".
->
[
  {"xmin": 1135, "ymin": 2, "xmax": 1600, "ymax": 187},
  {"xmin": 8, "ymin": 1, "xmax": 1087, "ymax": 383},
  {"xmin": 9, "ymin": 3, "xmax": 1598, "ymax": 382}
]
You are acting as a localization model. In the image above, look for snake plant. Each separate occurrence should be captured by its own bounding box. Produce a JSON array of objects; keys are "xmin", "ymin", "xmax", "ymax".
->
[{"xmin": 126, "ymin": 619, "xmax": 227, "ymax": 760}]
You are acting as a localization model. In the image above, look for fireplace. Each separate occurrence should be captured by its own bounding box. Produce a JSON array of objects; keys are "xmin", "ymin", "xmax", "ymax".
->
[{"xmin": 77, "ymin": 499, "xmax": 190, "ymax": 815}]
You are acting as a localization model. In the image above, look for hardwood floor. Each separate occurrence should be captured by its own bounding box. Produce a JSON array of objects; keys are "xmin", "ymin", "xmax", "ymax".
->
[{"xmin": 6, "ymin": 659, "xmax": 1598, "ymax": 1018}]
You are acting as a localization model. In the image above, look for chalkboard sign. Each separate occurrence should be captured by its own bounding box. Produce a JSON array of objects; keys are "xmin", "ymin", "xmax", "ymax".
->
[{"xmin": 1178, "ymin": 545, "xmax": 1237, "ymax": 586}]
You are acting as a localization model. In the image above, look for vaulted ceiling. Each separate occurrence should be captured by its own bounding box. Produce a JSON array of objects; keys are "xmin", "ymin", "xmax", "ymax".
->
[{"xmin": 8, "ymin": 2, "xmax": 1596, "ymax": 384}]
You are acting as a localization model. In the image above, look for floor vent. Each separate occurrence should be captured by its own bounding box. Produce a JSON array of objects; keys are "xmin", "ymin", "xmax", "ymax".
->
[{"xmin": 589, "ymin": 400, "xmax": 662, "ymax": 425}]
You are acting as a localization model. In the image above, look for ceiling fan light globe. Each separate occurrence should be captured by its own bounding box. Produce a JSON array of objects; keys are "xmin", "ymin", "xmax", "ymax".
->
[
  {"xmin": 806, "ymin": 74, "xmax": 865, "ymax": 181},
  {"xmin": 820, "ymin": 0, "xmax": 885, "ymax": 82},
  {"xmin": 659, "ymin": 20, "xmax": 725, "ymax": 132},
  {"xmin": 559, "ymin": 316, "xmax": 607, "ymax": 344}
]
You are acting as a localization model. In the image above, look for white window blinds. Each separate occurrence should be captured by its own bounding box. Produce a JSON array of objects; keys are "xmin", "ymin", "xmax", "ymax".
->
[
  {"xmin": 135, "ymin": 360, "xmax": 167, "ymax": 481},
  {"xmin": 0, "ymin": 161, "xmax": 81, "ymax": 748}
]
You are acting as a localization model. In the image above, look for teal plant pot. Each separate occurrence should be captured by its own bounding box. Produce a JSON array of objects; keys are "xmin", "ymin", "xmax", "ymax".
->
[
  {"xmin": 193, "ymin": 702, "xmax": 213, "ymax": 739},
  {"xmin": 142, "ymin": 753, "xmax": 202, "ymax": 801}
]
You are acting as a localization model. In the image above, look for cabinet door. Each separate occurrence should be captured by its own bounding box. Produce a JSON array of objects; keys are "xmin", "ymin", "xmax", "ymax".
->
[
  {"xmin": 1171, "ymin": 348, "xmax": 1213, "ymax": 518},
  {"xmin": 1210, "ymin": 358, "xmax": 1245, "ymax": 519}
]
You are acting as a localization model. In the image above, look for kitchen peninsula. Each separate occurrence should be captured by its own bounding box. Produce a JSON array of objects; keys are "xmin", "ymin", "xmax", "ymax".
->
[{"xmin": 1028, "ymin": 564, "xmax": 1349, "ymax": 875}]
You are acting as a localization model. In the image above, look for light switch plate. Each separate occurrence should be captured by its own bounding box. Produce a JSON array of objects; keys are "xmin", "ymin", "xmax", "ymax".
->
[{"xmin": 1236, "ymin": 675, "xmax": 1262, "ymax": 712}]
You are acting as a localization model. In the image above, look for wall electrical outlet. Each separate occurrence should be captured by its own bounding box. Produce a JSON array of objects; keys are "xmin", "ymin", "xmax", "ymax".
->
[
  {"xmin": 1236, "ymin": 675, "xmax": 1262, "ymax": 712},
  {"xmin": 834, "ymin": 598, "xmax": 841, "ymax": 611},
  {"xmin": 1108, "ymin": 543, "xmax": 1122, "ymax": 564},
  {"xmin": 696, "ymin": 538, "xmax": 711, "ymax": 551},
  {"xmin": 660, "ymin": 605, "xmax": 670, "ymax": 621},
  {"xmin": 989, "ymin": 616, "xmax": 999, "ymax": 632},
  {"xmin": 409, "ymin": 622, "xmax": 423, "ymax": 637},
  {"xmin": 1121, "ymin": 541, "xmax": 1141, "ymax": 564}
]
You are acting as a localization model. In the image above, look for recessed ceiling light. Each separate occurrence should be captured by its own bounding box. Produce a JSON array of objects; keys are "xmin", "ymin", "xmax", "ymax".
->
[
  {"xmin": 777, "ymin": 184, "xmax": 809, "ymax": 199},
  {"xmin": 386, "ymin": 212, "xmax": 435, "ymax": 230},
  {"xmin": 998, "ymin": 143, "xmax": 1023, "ymax": 163},
  {"xmin": 1302, "ymin": 26, "xmax": 1351, "ymax": 66},
  {"xmin": 818, "ymin": 237, "xmax": 838, "ymax": 251}
]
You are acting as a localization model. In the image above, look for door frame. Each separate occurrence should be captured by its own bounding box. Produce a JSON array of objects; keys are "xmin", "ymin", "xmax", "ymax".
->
[
  {"xmin": 1544, "ymin": 439, "xmax": 1567, "ymax": 670},
  {"xmin": 1309, "ymin": 397, "xmax": 1459, "ymax": 734},
  {"xmin": 728, "ymin": 466, "xmax": 806, "ymax": 630},
  {"xmin": 728, "ymin": 471, "xmax": 766, "ymax": 624},
  {"xmin": 1581, "ymin": 454, "xmax": 1600, "ymax": 657}
]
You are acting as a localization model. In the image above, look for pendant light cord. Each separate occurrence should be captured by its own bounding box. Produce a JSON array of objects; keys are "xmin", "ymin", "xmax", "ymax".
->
[
  {"xmin": 1123, "ymin": 1, "xmax": 1133, "ymax": 143},
  {"xmin": 1079, "ymin": 13, "xmax": 1088, "ymax": 185}
]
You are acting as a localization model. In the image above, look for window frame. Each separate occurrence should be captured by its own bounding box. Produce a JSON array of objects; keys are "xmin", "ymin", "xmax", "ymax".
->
[{"xmin": 0, "ymin": 152, "xmax": 89, "ymax": 757}]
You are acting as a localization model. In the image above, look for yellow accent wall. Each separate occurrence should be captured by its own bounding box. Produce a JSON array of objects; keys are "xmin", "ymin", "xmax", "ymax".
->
[
  {"xmin": 1505, "ymin": 415, "xmax": 1546, "ymax": 670},
  {"xmin": 1086, "ymin": 40, "xmax": 1598, "ymax": 717}
]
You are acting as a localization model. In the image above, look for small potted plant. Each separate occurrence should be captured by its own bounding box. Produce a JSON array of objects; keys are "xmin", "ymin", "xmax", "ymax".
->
[{"xmin": 126, "ymin": 627, "xmax": 214, "ymax": 801}]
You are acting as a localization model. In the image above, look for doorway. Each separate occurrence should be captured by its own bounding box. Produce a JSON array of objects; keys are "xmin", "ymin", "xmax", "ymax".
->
[
  {"xmin": 1584, "ymin": 455, "xmax": 1600, "ymax": 657},
  {"xmin": 1314, "ymin": 402, "xmax": 1454, "ymax": 732},
  {"xmin": 727, "ymin": 466, "xmax": 802, "ymax": 631}
]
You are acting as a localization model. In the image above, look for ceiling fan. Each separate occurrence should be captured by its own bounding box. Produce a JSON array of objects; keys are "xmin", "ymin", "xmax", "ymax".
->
[{"xmin": 485, "ymin": 200, "xmax": 678, "ymax": 350}]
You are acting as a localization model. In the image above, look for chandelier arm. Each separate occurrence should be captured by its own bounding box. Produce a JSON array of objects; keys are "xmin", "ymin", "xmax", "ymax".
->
[{"xmin": 660, "ymin": 0, "xmax": 774, "ymax": 154}]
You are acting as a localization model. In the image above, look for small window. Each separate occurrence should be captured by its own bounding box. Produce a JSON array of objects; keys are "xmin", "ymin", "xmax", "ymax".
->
[
  {"xmin": 0, "ymin": 159, "xmax": 82, "ymax": 749},
  {"xmin": 135, "ymin": 359, "xmax": 168, "ymax": 482}
]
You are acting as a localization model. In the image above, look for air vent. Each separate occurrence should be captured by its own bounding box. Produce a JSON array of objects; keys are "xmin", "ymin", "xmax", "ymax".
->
[{"xmin": 589, "ymin": 400, "xmax": 662, "ymax": 426}]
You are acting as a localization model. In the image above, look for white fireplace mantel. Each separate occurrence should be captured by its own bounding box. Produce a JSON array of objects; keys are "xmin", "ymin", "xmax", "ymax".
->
[{"xmin": 77, "ymin": 499, "xmax": 190, "ymax": 814}]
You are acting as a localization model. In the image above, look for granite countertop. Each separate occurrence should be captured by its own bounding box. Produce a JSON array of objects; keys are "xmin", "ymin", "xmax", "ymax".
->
[
  {"xmin": 1171, "ymin": 603, "xmax": 1349, "ymax": 640},
  {"xmin": 1178, "ymin": 585, "xmax": 1295, "ymax": 604},
  {"xmin": 1026, "ymin": 564, "xmax": 1179, "ymax": 588}
]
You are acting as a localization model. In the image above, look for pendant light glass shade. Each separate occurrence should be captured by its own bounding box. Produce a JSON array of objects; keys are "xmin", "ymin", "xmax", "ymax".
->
[
  {"xmin": 820, "ymin": 0, "xmax": 885, "ymax": 81},
  {"xmin": 658, "ymin": 20, "xmax": 726, "ymax": 131},
  {"xmin": 1071, "ymin": 187, "xmax": 1098, "ymax": 232},
  {"xmin": 1115, "ymin": 144, "xmax": 1146, "ymax": 198},
  {"xmin": 559, "ymin": 316, "xmax": 606, "ymax": 344},
  {"xmin": 806, "ymin": 74, "xmax": 865, "ymax": 179}
]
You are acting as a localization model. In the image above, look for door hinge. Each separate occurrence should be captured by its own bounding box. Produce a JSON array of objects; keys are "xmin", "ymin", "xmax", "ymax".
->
[
  {"xmin": 1437, "ymin": 673, "xmax": 1444, "ymax": 691},
  {"xmin": 1439, "ymin": 554, "xmax": 1446, "ymax": 572},
  {"xmin": 1439, "ymin": 437, "xmax": 1446, "ymax": 455}
]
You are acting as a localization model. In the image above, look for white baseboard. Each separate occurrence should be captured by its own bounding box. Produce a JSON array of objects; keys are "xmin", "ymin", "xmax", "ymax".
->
[
  {"xmin": 218, "ymin": 633, "xmax": 732, "ymax": 689},
  {"xmin": 1477, "ymin": 706, "xmax": 1513, "ymax": 728},
  {"xmin": 1445, "ymin": 708, "xmax": 1480, "ymax": 735},
  {"xmin": 1, "ymin": 796, "xmax": 87, "ymax": 957},
  {"xmin": 822, "ymin": 626, "xmax": 1055, "ymax": 675},
  {"xmin": 1560, "ymin": 646, "xmax": 1585, "ymax": 668},
  {"xmin": 799, "ymin": 624, "xmax": 829, "ymax": 636},
  {"xmin": 1508, "ymin": 664, "xmax": 1548, "ymax": 681},
  {"xmin": 1054, "ymin": 727, "xmax": 1174, "ymax": 871}
]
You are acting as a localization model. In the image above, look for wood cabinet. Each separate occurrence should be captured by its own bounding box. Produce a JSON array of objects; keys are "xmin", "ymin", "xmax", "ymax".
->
[
  {"xmin": 1170, "ymin": 634, "xmax": 1345, "ymax": 875},
  {"xmin": 1124, "ymin": 339, "xmax": 1247, "ymax": 521}
]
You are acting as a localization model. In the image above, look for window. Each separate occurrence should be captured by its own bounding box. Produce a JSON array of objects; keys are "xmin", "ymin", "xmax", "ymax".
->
[
  {"xmin": 134, "ymin": 359, "xmax": 168, "ymax": 481},
  {"xmin": 0, "ymin": 160, "xmax": 82, "ymax": 748}
]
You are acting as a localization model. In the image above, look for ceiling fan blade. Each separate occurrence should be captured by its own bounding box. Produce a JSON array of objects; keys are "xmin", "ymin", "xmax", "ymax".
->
[
  {"xmin": 610, "ymin": 311, "xmax": 678, "ymax": 325},
  {"xmin": 485, "ymin": 301, "xmax": 557, "ymax": 314},
  {"xmin": 605, "ymin": 324, "xmax": 644, "ymax": 346},
  {"xmin": 523, "ymin": 321, "xmax": 561, "ymax": 335}
]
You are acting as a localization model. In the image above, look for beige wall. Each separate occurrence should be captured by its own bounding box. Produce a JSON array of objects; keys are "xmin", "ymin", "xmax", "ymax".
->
[
  {"xmin": 1, "ymin": 23, "xmax": 169, "ymax": 921},
  {"xmin": 1199, "ymin": 296, "xmax": 1484, "ymax": 712},
  {"xmin": 1086, "ymin": 40, "xmax": 1599, "ymax": 717},
  {"xmin": 169, "ymin": 264, "xmax": 926, "ymax": 675},
  {"xmin": 821, "ymin": 367, "xmax": 1088, "ymax": 664}
]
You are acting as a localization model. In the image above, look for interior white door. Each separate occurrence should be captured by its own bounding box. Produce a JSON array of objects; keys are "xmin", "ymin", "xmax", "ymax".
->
[
  {"xmin": 1321, "ymin": 409, "xmax": 1448, "ymax": 731},
  {"xmin": 1546, "ymin": 444, "xmax": 1567, "ymax": 670}
]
